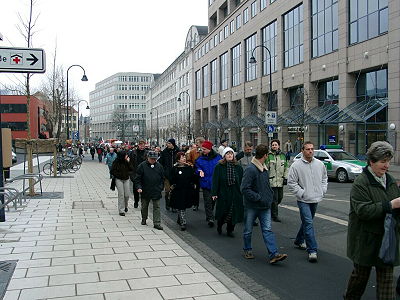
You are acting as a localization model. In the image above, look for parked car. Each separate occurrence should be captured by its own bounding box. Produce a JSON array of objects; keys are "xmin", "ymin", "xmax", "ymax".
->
[{"xmin": 293, "ymin": 145, "xmax": 366, "ymax": 183}]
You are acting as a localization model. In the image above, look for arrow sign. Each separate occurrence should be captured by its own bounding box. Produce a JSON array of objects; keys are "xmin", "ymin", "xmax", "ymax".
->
[
  {"xmin": 26, "ymin": 53, "xmax": 38, "ymax": 66},
  {"xmin": 265, "ymin": 110, "xmax": 277, "ymax": 125},
  {"xmin": 0, "ymin": 46, "xmax": 45, "ymax": 73}
]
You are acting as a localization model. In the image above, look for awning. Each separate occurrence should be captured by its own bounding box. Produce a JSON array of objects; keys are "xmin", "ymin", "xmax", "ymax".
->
[
  {"xmin": 241, "ymin": 114, "xmax": 265, "ymax": 127},
  {"xmin": 203, "ymin": 121, "xmax": 219, "ymax": 129},
  {"xmin": 303, "ymin": 104, "xmax": 339, "ymax": 124},
  {"xmin": 277, "ymin": 106, "xmax": 304, "ymax": 125},
  {"xmin": 325, "ymin": 98, "xmax": 388, "ymax": 123}
]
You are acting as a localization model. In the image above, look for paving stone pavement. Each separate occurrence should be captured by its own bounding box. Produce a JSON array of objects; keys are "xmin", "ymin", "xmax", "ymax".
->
[{"xmin": 0, "ymin": 159, "xmax": 254, "ymax": 300}]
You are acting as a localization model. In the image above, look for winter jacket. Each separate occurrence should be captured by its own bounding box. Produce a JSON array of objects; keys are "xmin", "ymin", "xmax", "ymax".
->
[
  {"xmin": 159, "ymin": 146, "xmax": 180, "ymax": 181},
  {"xmin": 105, "ymin": 152, "xmax": 117, "ymax": 168},
  {"xmin": 240, "ymin": 157, "xmax": 274, "ymax": 210},
  {"xmin": 134, "ymin": 161, "xmax": 165, "ymax": 200},
  {"xmin": 170, "ymin": 164, "xmax": 196, "ymax": 210},
  {"xmin": 347, "ymin": 167, "xmax": 400, "ymax": 267},
  {"xmin": 128, "ymin": 149, "xmax": 148, "ymax": 181},
  {"xmin": 265, "ymin": 150, "xmax": 288, "ymax": 187},
  {"xmin": 287, "ymin": 157, "xmax": 328, "ymax": 203},
  {"xmin": 212, "ymin": 162, "xmax": 244, "ymax": 224},
  {"xmin": 195, "ymin": 150, "xmax": 222, "ymax": 190},
  {"xmin": 110, "ymin": 158, "xmax": 132, "ymax": 180}
]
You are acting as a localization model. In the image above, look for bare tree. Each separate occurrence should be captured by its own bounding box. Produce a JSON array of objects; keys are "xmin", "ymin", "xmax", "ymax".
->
[{"xmin": 111, "ymin": 108, "xmax": 131, "ymax": 141}]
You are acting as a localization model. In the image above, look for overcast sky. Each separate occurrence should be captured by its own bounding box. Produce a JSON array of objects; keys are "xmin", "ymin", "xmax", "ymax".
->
[{"xmin": 0, "ymin": 0, "xmax": 208, "ymax": 113}]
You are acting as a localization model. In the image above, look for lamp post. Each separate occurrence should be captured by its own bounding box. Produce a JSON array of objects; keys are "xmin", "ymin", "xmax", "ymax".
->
[
  {"xmin": 249, "ymin": 45, "xmax": 273, "ymax": 144},
  {"xmin": 150, "ymin": 107, "xmax": 159, "ymax": 146},
  {"xmin": 66, "ymin": 65, "xmax": 88, "ymax": 140},
  {"xmin": 73, "ymin": 100, "xmax": 90, "ymax": 142},
  {"xmin": 177, "ymin": 91, "xmax": 191, "ymax": 145}
]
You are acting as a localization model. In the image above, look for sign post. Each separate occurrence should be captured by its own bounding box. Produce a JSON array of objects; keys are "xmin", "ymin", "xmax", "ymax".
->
[{"xmin": 265, "ymin": 111, "xmax": 277, "ymax": 145}]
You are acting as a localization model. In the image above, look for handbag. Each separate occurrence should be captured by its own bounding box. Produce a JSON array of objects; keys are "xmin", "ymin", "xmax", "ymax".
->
[
  {"xmin": 110, "ymin": 177, "xmax": 116, "ymax": 191},
  {"xmin": 379, "ymin": 213, "xmax": 397, "ymax": 264}
]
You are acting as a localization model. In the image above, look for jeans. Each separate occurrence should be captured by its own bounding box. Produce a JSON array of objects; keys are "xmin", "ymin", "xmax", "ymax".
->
[
  {"xmin": 243, "ymin": 207, "xmax": 278, "ymax": 259},
  {"xmin": 115, "ymin": 179, "xmax": 130, "ymax": 213},
  {"xmin": 295, "ymin": 201, "xmax": 318, "ymax": 253}
]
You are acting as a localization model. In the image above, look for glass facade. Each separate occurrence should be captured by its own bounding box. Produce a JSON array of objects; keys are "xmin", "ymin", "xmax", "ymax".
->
[
  {"xmin": 211, "ymin": 59, "xmax": 217, "ymax": 94},
  {"xmin": 232, "ymin": 44, "xmax": 241, "ymax": 87},
  {"xmin": 349, "ymin": 0, "xmax": 388, "ymax": 44},
  {"xmin": 245, "ymin": 34, "xmax": 257, "ymax": 81},
  {"xmin": 312, "ymin": 0, "xmax": 338, "ymax": 57},
  {"xmin": 357, "ymin": 69, "xmax": 388, "ymax": 101},
  {"xmin": 318, "ymin": 79, "xmax": 339, "ymax": 105},
  {"xmin": 283, "ymin": 5, "xmax": 304, "ymax": 68},
  {"xmin": 203, "ymin": 65, "xmax": 209, "ymax": 97},
  {"xmin": 261, "ymin": 20, "xmax": 277, "ymax": 75},
  {"xmin": 220, "ymin": 52, "xmax": 229, "ymax": 90}
]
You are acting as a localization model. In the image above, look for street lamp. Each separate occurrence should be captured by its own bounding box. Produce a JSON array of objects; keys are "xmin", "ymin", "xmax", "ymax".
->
[
  {"xmin": 177, "ymin": 91, "xmax": 191, "ymax": 145},
  {"xmin": 66, "ymin": 65, "xmax": 88, "ymax": 140},
  {"xmin": 73, "ymin": 100, "xmax": 90, "ymax": 142},
  {"xmin": 150, "ymin": 107, "xmax": 159, "ymax": 146}
]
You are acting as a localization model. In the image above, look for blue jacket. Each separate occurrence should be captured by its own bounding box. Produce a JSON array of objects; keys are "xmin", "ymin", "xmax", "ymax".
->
[
  {"xmin": 105, "ymin": 152, "xmax": 117, "ymax": 168},
  {"xmin": 240, "ymin": 159, "xmax": 274, "ymax": 209},
  {"xmin": 195, "ymin": 150, "xmax": 222, "ymax": 190}
]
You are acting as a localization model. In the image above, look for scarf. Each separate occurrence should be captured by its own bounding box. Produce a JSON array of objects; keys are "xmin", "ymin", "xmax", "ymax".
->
[{"xmin": 227, "ymin": 162, "xmax": 236, "ymax": 186}]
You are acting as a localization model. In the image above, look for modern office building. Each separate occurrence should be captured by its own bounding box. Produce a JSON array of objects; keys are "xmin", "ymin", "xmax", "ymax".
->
[
  {"xmin": 193, "ymin": 0, "xmax": 399, "ymax": 162},
  {"xmin": 146, "ymin": 25, "xmax": 208, "ymax": 146},
  {"xmin": 89, "ymin": 72, "xmax": 154, "ymax": 142}
]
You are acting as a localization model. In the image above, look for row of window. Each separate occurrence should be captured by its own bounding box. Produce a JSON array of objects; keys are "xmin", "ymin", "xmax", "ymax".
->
[
  {"xmin": 118, "ymin": 76, "xmax": 151, "ymax": 82},
  {"xmin": 117, "ymin": 85, "xmax": 150, "ymax": 91},
  {"xmin": 117, "ymin": 103, "xmax": 146, "ymax": 110},
  {"xmin": 0, "ymin": 104, "xmax": 28, "ymax": 113},
  {"xmin": 197, "ymin": 1, "xmax": 388, "ymax": 68},
  {"xmin": 116, "ymin": 94, "xmax": 146, "ymax": 100}
]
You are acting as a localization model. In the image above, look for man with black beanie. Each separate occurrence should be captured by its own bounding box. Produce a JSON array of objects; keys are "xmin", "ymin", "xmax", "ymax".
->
[
  {"xmin": 128, "ymin": 140, "xmax": 148, "ymax": 208},
  {"xmin": 159, "ymin": 138, "xmax": 180, "ymax": 211}
]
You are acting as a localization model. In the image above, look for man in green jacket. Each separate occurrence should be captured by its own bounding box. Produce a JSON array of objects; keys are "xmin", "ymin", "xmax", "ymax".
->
[{"xmin": 266, "ymin": 139, "xmax": 288, "ymax": 222}]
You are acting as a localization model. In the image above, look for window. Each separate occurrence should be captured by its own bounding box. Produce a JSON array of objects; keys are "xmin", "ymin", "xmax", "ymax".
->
[
  {"xmin": 203, "ymin": 65, "xmax": 209, "ymax": 97},
  {"xmin": 214, "ymin": 34, "xmax": 219, "ymax": 46},
  {"xmin": 219, "ymin": 30, "xmax": 224, "ymax": 43},
  {"xmin": 283, "ymin": 4, "xmax": 304, "ymax": 68},
  {"xmin": 236, "ymin": 14, "xmax": 242, "ymax": 29},
  {"xmin": 357, "ymin": 69, "xmax": 388, "ymax": 101},
  {"xmin": 224, "ymin": 25, "xmax": 229, "ymax": 39},
  {"xmin": 0, "ymin": 104, "xmax": 27, "ymax": 113},
  {"xmin": 220, "ymin": 52, "xmax": 229, "ymax": 90},
  {"xmin": 261, "ymin": 20, "xmax": 277, "ymax": 75},
  {"xmin": 195, "ymin": 70, "xmax": 202, "ymax": 99},
  {"xmin": 1, "ymin": 122, "xmax": 27, "ymax": 131},
  {"xmin": 230, "ymin": 20, "xmax": 235, "ymax": 34},
  {"xmin": 289, "ymin": 86, "xmax": 304, "ymax": 108},
  {"xmin": 245, "ymin": 34, "xmax": 257, "ymax": 81},
  {"xmin": 232, "ymin": 44, "xmax": 241, "ymax": 87},
  {"xmin": 251, "ymin": 1, "xmax": 257, "ymax": 18},
  {"xmin": 243, "ymin": 8, "xmax": 249, "ymax": 24},
  {"xmin": 260, "ymin": 0, "xmax": 267, "ymax": 11},
  {"xmin": 349, "ymin": 0, "xmax": 388, "ymax": 44},
  {"xmin": 270, "ymin": 0, "xmax": 276, "ymax": 3},
  {"xmin": 312, "ymin": 0, "xmax": 338, "ymax": 57},
  {"xmin": 318, "ymin": 79, "xmax": 339, "ymax": 105},
  {"xmin": 211, "ymin": 59, "xmax": 218, "ymax": 94}
]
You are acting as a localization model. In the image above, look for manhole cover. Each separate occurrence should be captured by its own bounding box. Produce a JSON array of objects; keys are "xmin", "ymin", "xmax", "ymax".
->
[
  {"xmin": 0, "ymin": 260, "xmax": 17, "ymax": 299},
  {"xmin": 72, "ymin": 201, "xmax": 104, "ymax": 209},
  {"xmin": 27, "ymin": 192, "xmax": 64, "ymax": 199}
]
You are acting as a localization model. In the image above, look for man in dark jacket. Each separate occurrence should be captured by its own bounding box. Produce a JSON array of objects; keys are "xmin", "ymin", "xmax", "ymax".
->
[
  {"xmin": 240, "ymin": 144, "xmax": 288, "ymax": 264},
  {"xmin": 128, "ymin": 140, "xmax": 148, "ymax": 208},
  {"xmin": 158, "ymin": 138, "xmax": 180, "ymax": 211},
  {"xmin": 134, "ymin": 151, "xmax": 165, "ymax": 230}
]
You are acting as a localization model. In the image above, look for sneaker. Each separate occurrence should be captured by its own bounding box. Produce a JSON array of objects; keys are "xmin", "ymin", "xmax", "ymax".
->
[
  {"xmin": 134, "ymin": 202, "xmax": 138, "ymax": 208},
  {"xmin": 270, "ymin": 253, "xmax": 288, "ymax": 264},
  {"xmin": 119, "ymin": 212, "xmax": 125, "ymax": 216},
  {"xmin": 308, "ymin": 252, "xmax": 318, "ymax": 263},
  {"xmin": 124, "ymin": 207, "xmax": 128, "ymax": 213},
  {"xmin": 243, "ymin": 250, "xmax": 255, "ymax": 259},
  {"xmin": 154, "ymin": 225, "xmax": 163, "ymax": 230},
  {"xmin": 141, "ymin": 219, "xmax": 146, "ymax": 225},
  {"xmin": 294, "ymin": 242, "xmax": 307, "ymax": 250}
]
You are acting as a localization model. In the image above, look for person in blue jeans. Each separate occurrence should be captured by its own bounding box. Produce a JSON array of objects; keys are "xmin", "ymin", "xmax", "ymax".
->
[
  {"xmin": 287, "ymin": 141, "xmax": 328, "ymax": 263},
  {"xmin": 240, "ymin": 144, "xmax": 288, "ymax": 264}
]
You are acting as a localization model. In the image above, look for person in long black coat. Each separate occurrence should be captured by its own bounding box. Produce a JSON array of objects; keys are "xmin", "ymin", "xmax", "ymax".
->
[{"xmin": 170, "ymin": 152, "xmax": 196, "ymax": 231}]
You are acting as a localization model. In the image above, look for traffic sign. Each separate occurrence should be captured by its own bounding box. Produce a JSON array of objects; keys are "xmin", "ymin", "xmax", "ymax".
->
[
  {"xmin": 72, "ymin": 131, "xmax": 79, "ymax": 140},
  {"xmin": 265, "ymin": 111, "xmax": 277, "ymax": 125},
  {"xmin": 0, "ymin": 46, "xmax": 46, "ymax": 73},
  {"xmin": 267, "ymin": 125, "xmax": 275, "ymax": 133}
]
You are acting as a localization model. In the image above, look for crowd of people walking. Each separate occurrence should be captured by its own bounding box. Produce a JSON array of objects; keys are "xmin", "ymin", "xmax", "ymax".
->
[{"xmin": 93, "ymin": 136, "xmax": 400, "ymax": 298}]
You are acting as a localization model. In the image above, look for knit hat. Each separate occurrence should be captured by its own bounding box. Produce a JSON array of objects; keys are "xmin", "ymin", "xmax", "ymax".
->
[
  {"xmin": 147, "ymin": 151, "xmax": 158, "ymax": 159},
  {"xmin": 222, "ymin": 147, "xmax": 234, "ymax": 158},
  {"xmin": 201, "ymin": 140, "xmax": 213, "ymax": 150},
  {"xmin": 167, "ymin": 138, "xmax": 176, "ymax": 146}
]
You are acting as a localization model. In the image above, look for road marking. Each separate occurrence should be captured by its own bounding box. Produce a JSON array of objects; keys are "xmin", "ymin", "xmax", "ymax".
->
[
  {"xmin": 284, "ymin": 193, "xmax": 349, "ymax": 203},
  {"xmin": 280, "ymin": 204, "xmax": 349, "ymax": 226}
]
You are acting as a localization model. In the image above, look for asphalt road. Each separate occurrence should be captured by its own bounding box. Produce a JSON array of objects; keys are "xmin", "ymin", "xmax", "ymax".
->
[{"xmin": 160, "ymin": 180, "xmax": 400, "ymax": 300}]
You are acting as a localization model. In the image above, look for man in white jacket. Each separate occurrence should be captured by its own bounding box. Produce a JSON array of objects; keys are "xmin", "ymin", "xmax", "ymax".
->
[{"xmin": 287, "ymin": 141, "xmax": 328, "ymax": 263}]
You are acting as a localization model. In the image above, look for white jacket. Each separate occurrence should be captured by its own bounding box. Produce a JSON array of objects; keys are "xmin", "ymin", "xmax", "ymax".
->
[{"xmin": 287, "ymin": 157, "xmax": 328, "ymax": 203}]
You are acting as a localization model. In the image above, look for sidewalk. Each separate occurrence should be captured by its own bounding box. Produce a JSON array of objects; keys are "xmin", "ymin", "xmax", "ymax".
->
[{"xmin": 1, "ymin": 159, "xmax": 252, "ymax": 300}]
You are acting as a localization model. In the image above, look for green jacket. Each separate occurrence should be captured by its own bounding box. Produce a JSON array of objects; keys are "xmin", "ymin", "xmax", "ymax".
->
[
  {"xmin": 265, "ymin": 151, "xmax": 288, "ymax": 187},
  {"xmin": 211, "ymin": 162, "xmax": 244, "ymax": 225},
  {"xmin": 347, "ymin": 167, "xmax": 400, "ymax": 267}
]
